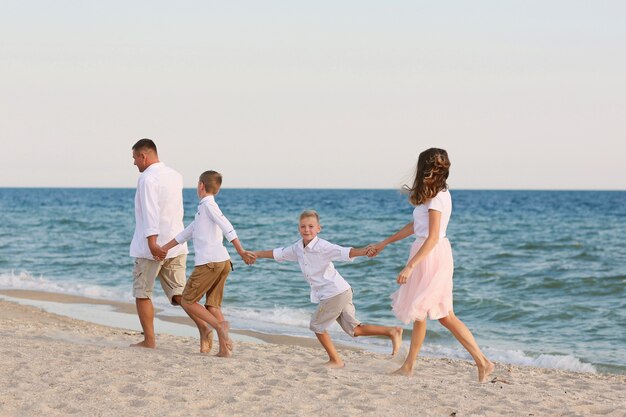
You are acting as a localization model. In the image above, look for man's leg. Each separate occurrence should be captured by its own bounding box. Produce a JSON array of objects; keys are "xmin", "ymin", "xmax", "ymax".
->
[
  {"xmin": 133, "ymin": 297, "xmax": 156, "ymax": 348},
  {"xmin": 131, "ymin": 258, "xmax": 160, "ymax": 348}
]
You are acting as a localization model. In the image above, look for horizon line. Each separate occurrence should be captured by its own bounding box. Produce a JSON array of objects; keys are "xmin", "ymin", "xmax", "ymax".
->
[{"xmin": 1, "ymin": 186, "xmax": 625, "ymax": 192}]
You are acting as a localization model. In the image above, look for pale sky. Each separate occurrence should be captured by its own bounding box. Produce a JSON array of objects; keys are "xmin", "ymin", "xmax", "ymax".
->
[{"xmin": 1, "ymin": 1, "xmax": 625, "ymax": 189}]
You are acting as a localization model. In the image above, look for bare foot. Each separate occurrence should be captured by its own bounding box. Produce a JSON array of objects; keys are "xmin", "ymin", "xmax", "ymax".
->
[
  {"xmin": 478, "ymin": 361, "xmax": 495, "ymax": 383},
  {"xmin": 200, "ymin": 328, "xmax": 213, "ymax": 353},
  {"xmin": 391, "ymin": 364, "xmax": 414, "ymax": 377},
  {"xmin": 216, "ymin": 342, "xmax": 232, "ymax": 358},
  {"xmin": 214, "ymin": 322, "xmax": 233, "ymax": 358},
  {"xmin": 323, "ymin": 360, "xmax": 345, "ymax": 369},
  {"xmin": 130, "ymin": 340, "xmax": 156, "ymax": 349},
  {"xmin": 390, "ymin": 327, "xmax": 403, "ymax": 356},
  {"xmin": 221, "ymin": 321, "xmax": 233, "ymax": 352}
]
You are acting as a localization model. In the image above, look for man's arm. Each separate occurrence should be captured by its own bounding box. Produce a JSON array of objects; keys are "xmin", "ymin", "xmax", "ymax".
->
[{"xmin": 147, "ymin": 235, "xmax": 167, "ymax": 259}]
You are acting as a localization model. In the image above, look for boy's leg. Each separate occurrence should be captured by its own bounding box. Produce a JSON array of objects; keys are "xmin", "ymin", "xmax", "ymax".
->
[
  {"xmin": 315, "ymin": 332, "xmax": 344, "ymax": 368},
  {"xmin": 336, "ymin": 290, "xmax": 404, "ymax": 356},
  {"xmin": 181, "ymin": 302, "xmax": 231, "ymax": 357},
  {"xmin": 180, "ymin": 263, "xmax": 231, "ymax": 357},
  {"xmin": 310, "ymin": 291, "xmax": 349, "ymax": 368},
  {"xmin": 205, "ymin": 261, "xmax": 232, "ymax": 351},
  {"xmin": 353, "ymin": 324, "xmax": 404, "ymax": 356},
  {"xmin": 160, "ymin": 254, "xmax": 213, "ymax": 351}
]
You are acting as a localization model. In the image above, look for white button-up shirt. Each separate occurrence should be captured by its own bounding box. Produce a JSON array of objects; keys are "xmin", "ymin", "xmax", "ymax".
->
[
  {"xmin": 273, "ymin": 236, "xmax": 353, "ymax": 303},
  {"xmin": 175, "ymin": 195, "xmax": 237, "ymax": 265},
  {"xmin": 130, "ymin": 162, "xmax": 188, "ymax": 259}
]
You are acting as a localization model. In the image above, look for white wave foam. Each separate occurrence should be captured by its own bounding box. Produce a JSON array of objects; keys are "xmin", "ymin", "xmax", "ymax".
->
[
  {"xmin": 0, "ymin": 270, "xmax": 130, "ymax": 302},
  {"xmin": 226, "ymin": 305, "xmax": 311, "ymax": 329},
  {"xmin": 419, "ymin": 345, "xmax": 596, "ymax": 373},
  {"xmin": 484, "ymin": 348, "xmax": 597, "ymax": 373}
]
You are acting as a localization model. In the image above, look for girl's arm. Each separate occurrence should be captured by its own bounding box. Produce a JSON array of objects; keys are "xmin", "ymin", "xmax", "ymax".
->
[
  {"xmin": 369, "ymin": 222, "xmax": 414, "ymax": 255},
  {"xmin": 396, "ymin": 210, "xmax": 441, "ymax": 284}
]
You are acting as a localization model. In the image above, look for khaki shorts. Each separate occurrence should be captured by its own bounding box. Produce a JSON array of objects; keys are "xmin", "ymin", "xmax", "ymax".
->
[
  {"xmin": 181, "ymin": 260, "xmax": 232, "ymax": 307},
  {"xmin": 309, "ymin": 289, "xmax": 361, "ymax": 336},
  {"xmin": 132, "ymin": 254, "xmax": 187, "ymax": 304}
]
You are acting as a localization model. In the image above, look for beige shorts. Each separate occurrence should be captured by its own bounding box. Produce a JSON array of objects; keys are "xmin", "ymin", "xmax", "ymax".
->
[
  {"xmin": 181, "ymin": 260, "xmax": 232, "ymax": 307},
  {"xmin": 132, "ymin": 254, "xmax": 187, "ymax": 304},
  {"xmin": 309, "ymin": 289, "xmax": 361, "ymax": 336}
]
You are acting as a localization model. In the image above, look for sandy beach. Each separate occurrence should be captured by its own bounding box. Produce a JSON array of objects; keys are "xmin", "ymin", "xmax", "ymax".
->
[{"xmin": 0, "ymin": 294, "xmax": 624, "ymax": 417}]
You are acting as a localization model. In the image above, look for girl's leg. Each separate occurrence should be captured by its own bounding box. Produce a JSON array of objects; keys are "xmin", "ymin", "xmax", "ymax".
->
[
  {"xmin": 353, "ymin": 324, "xmax": 404, "ymax": 356},
  {"xmin": 393, "ymin": 319, "xmax": 427, "ymax": 376},
  {"xmin": 438, "ymin": 311, "xmax": 494, "ymax": 382}
]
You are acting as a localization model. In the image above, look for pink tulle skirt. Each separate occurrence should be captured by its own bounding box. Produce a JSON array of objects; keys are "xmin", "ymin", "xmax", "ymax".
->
[{"xmin": 391, "ymin": 237, "xmax": 454, "ymax": 323}]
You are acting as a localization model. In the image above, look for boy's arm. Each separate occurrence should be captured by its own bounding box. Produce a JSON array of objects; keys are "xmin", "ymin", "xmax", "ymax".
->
[
  {"xmin": 205, "ymin": 202, "xmax": 238, "ymax": 243},
  {"xmin": 256, "ymin": 244, "xmax": 297, "ymax": 262},
  {"xmin": 230, "ymin": 238, "xmax": 256, "ymax": 265},
  {"xmin": 253, "ymin": 250, "xmax": 275, "ymax": 259},
  {"xmin": 348, "ymin": 247, "xmax": 369, "ymax": 258},
  {"xmin": 161, "ymin": 238, "xmax": 180, "ymax": 252}
]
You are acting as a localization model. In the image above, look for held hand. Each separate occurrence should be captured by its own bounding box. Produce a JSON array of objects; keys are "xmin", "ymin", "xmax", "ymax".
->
[
  {"xmin": 396, "ymin": 265, "xmax": 413, "ymax": 285},
  {"xmin": 366, "ymin": 242, "xmax": 385, "ymax": 257},
  {"xmin": 150, "ymin": 244, "xmax": 167, "ymax": 261},
  {"xmin": 240, "ymin": 251, "xmax": 257, "ymax": 265}
]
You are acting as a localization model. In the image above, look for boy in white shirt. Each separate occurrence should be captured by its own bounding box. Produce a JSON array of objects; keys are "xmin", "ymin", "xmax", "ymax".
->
[
  {"xmin": 160, "ymin": 170, "xmax": 255, "ymax": 357},
  {"xmin": 252, "ymin": 210, "xmax": 403, "ymax": 368}
]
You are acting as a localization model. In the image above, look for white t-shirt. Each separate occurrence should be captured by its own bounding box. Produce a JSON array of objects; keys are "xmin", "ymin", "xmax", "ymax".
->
[
  {"xmin": 130, "ymin": 162, "xmax": 188, "ymax": 259},
  {"xmin": 175, "ymin": 195, "xmax": 238, "ymax": 265},
  {"xmin": 412, "ymin": 189, "xmax": 452, "ymax": 238},
  {"xmin": 272, "ymin": 236, "xmax": 353, "ymax": 303}
]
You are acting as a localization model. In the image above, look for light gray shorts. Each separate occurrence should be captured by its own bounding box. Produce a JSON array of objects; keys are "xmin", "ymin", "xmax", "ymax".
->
[
  {"xmin": 132, "ymin": 254, "xmax": 187, "ymax": 304},
  {"xmin": 309, "ymin": 289, "xmax": 361, "ymax": 336}
]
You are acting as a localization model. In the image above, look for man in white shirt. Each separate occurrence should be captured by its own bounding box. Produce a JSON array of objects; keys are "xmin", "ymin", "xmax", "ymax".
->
[
  {"xmin": 130, "ymin": 138, "xmax": 196, "ymax": 348},
  {"xmin": 251, "ymin": 210, "xmax": 403, "ymax": 368}
]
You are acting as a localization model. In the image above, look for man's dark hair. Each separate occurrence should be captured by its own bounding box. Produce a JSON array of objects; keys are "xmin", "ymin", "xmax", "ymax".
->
[{"xmin": 132, "ymin": 138, "xmax": 158, "ymax": 153}]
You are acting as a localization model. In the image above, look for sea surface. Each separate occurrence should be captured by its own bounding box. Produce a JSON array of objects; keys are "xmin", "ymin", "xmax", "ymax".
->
[{"xmin": 0, "ymin": 188, "xmax": 624, "ymax": 374}]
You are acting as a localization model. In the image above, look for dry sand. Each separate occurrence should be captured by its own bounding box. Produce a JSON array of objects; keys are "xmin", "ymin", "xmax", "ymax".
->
[{"xmin": 0, "ymin": 297, "xmax": 624, "ymax": 417}]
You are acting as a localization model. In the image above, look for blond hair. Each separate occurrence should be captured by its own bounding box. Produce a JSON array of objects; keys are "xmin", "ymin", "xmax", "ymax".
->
[{"xmin": 299, "ymin": 209, "xmax": 320, "ymax": 223}]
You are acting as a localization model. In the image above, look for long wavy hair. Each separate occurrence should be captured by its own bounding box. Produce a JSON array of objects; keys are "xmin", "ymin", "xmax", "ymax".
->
[{"xmin": 404, "ymin": 148, "xmax": 450, "ymax": 206}]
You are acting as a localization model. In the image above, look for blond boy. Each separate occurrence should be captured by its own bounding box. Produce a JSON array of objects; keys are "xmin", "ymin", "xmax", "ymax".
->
[{"xmin": 252, "ymin": 210, "xmax": 403, "ymax": 368}]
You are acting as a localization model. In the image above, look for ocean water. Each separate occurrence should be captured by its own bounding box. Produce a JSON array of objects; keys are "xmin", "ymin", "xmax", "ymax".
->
[{"xmin": 0, "ymin": 188, "xmax": 624, "ymax": 375}]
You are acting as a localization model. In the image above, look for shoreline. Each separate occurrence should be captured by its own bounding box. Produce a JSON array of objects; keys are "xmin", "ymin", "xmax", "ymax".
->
[
  {"xmin": 0, "ymin": 288, "xmax": 621, "ymax": 375},
  {"xmin": 1, "ymin": 296, "xmax": 624, "ymax": 416},
  {"xmin": 0, "ymin": 289, "xmax": 351, "ymax": 351}
]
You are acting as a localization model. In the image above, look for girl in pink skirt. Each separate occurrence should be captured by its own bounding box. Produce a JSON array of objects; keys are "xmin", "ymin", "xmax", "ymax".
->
[{"xmin": 369, "ymin": 148, "xmax": 494, "ymax": 382}]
